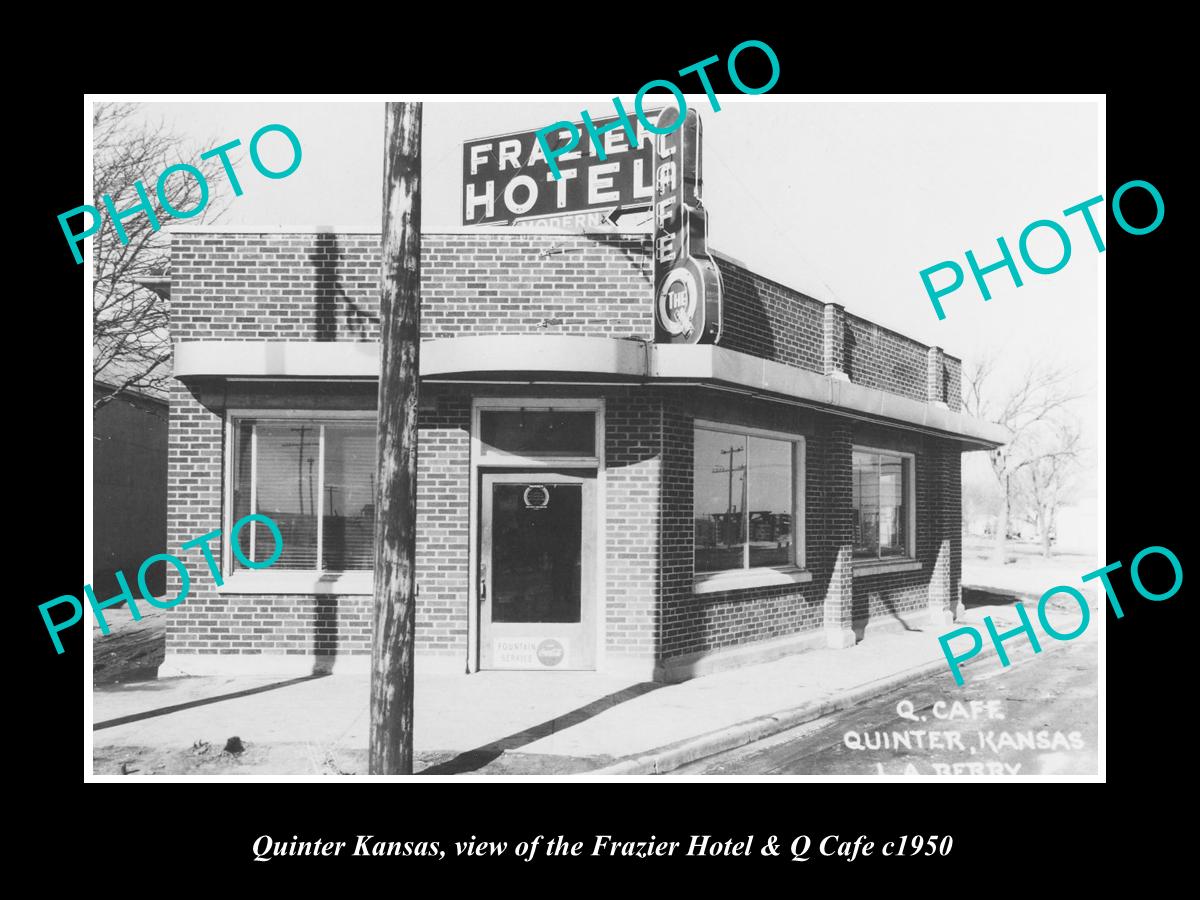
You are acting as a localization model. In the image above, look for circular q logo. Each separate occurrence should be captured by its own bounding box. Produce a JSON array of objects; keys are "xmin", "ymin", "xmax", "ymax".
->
[{"xmin": 657, "ymin": 267, "xmax": 698, "ymax": 337}]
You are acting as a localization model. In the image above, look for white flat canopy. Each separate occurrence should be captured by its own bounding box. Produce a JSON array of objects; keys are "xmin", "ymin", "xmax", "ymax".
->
[{"xmin": 173, "ymin": 336, "xmax": 1008, "ymax": 448}]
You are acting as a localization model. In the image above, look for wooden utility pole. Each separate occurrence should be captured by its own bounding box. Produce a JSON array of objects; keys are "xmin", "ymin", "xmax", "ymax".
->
[{"xmin": 371, "ymin": 101, "xmax": 422, "ymax": 775}]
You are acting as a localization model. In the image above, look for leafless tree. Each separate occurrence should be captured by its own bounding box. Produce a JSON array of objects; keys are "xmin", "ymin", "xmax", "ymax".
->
[
  {"xmin": 1016, "ymin": 419, "xmax": 1084, "ymax": 558},
  {"xmin": 963, "ymin": 354, "xmax": 1083, "ymax": 563},
  {"xmin": 92, "ymin": 103, "xmax": 229, "ymax": 410}
]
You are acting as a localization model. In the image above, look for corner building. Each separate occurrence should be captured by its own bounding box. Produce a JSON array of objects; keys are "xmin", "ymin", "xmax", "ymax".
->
[{"xmin": 163, "ymin": 229, "xmax": 1005, "ymax": 681}]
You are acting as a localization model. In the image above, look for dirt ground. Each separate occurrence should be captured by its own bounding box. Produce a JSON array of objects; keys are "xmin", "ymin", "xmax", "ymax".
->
[{"xmin": 93, "ymin": 741, "xmax": 607, "ymax": 776}]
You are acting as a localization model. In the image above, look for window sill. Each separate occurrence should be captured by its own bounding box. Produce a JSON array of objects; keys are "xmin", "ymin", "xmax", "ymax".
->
[
  {"xmin": 216, "ymin": 570, "xmax": 374, "ymax": 595},
  {"xmin": 693, "ymin": 567, "xmax": 813, "ymax": 595},
  {"xmin": 852, "ymin": 559, "xmax": 923, "ymax": 576}
]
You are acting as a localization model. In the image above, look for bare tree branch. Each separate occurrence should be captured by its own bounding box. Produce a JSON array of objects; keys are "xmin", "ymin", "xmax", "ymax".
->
[
  {"xmin": 92, "ymin": 102, "xmax": 232, "ymax": 409},
  {"xmin": 963, "ymin": 357, "xmax": 1086, "ymax": 562}
]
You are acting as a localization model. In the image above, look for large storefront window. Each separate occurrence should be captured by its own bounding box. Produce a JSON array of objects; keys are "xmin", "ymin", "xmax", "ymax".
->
[
  {"xmin": 232, "ymin": 418, "xmax": 376, "ymax": 571},
  {"xmin": 852, "ymin": 448, "xmax": 913, "ymax": 560},
  {"xmin": 694, "ymin": 425, "xmax": 801, "ymax": 574}
]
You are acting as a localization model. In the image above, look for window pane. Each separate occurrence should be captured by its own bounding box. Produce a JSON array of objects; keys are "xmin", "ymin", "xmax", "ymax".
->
[
  {"xmin": 748, "ymin": 436, "xmax": 793, "ymax": 567},
  {"xmin": 878, "ymin": 455, "xmax": 906, "ymax": 557},
  {"xmin": 694, "ymin": 429, "xmax": 748, "ymax": 573},
  {"xmin": 232, "ymin": 422, "xmax": 254, "ymax": 560},
  {"xmin": 241, "ymin": 422, "xmax": 319, "ymax": 569},
  {"xmin": 853, "ymin": 450, "xmax": 880, "ymax": 559},
  {"xmin": 480, "ymin": 411, "xmax": 595, "ymax": 456},
  {"xmin": 323, "ymin": 424, "xmax": 376, "ymax": 570}
]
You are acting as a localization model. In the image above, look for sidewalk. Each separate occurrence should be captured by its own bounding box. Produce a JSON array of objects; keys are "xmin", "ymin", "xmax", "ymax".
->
[{"xmin": 93, "ymin": 598, "xmax": 1090, "ymax": 777}]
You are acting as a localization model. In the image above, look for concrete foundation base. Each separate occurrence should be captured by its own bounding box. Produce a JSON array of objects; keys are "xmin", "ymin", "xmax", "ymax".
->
[
  {"xmin": 825, "ymin": 627, "xmax": 858, "ymax": 649},
  {"xmin": 162, "ymin": 652, "xmax": 466, "ymax": 677},
  {"xmin": 655, "ymin": 629, "xmax": 829, "ymax": 684},
  {"xmin": 927, "ymin": 605, "xmax": 957, "ymax": 627},
  {"xmin": 602, "ymin": 655, "xmax": 659, "ymax": 682}
]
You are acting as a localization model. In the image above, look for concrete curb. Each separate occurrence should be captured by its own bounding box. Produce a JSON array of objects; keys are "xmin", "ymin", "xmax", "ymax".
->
[{"xmin": 584, "ymin": 657, "xmax": 950, "ymax": 776}]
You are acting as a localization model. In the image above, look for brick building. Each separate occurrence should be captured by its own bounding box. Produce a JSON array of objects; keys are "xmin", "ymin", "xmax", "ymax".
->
[{"xmin": 162, "ymin": 228, "xmax": 1004, "ymax": 680}]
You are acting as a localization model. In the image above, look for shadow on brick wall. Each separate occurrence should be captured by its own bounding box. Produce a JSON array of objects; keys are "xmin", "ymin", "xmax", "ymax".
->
[
  {"xmin": 312, "ymin": 596, "xmax": 340, "ymax": 673},
  {"xmin": 310, "ymin": 232, "xmax": 372, "ymax": 341},
  {"xmin": 715, "ymin": 261, "xmax": 778, "ymax": 362}
]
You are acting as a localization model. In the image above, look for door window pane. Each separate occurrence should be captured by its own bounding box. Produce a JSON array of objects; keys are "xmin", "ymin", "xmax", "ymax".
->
[
  {"xmin": 480, "ymin": 410, "xmax": 595, "ymax": 456},
  {"xmin": 491, "ymin": 483, "xmax": 582, "ymax": 623}
]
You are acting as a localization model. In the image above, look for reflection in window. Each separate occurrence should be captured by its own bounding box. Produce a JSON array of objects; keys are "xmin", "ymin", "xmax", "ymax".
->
[
  {"xmin": 322, "ymin": 425, "xmax": 376, "ymax": 570},
  {"xmin": 694, "ymin": 428, "xmax": 797, "ymax": 574},
  {"xmin": 748, "ymin": 437, "xmax": 793, "ymax": 567},
  {"xmin": 232, "ymin": 419, "xmax": 376, "ymax": 572},
  {"xmin": 853, "ymin": 450, "xmax": 910, "ymax": 559}
]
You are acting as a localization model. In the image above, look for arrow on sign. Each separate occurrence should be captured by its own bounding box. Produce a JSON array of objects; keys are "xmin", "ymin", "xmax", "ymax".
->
[{"xmin": 599, "ymin": 205, "xmax": 651, "ymax": 228}]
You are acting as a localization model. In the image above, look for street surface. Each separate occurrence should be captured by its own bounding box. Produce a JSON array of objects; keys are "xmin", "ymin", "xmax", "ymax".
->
[{"xmin": 674, "ymin": 635, "xmax": 1097, "ymax": 776}]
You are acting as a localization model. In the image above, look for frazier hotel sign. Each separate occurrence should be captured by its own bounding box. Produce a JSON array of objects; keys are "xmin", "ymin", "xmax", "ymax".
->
[{"xmin": 462, "ymin": 110, "xmax": 723, "ymax": 344}]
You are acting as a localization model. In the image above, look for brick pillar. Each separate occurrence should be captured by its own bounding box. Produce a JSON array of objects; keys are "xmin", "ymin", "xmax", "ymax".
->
[
  {"xmin": 820, "ymin": 423, "xmax": 856, "ymax": 647},
  {"xmin": 927, "ymin": 345, "xmax": 947, "ymax": 406},
  {"xmin": 929, "ymin": 538, "xmax": 954, "ymax": 626},
  {"xmin": 823, "ymin": 302, "xmax": 848, "ymax": 381},
  {"xmin": 947, "ymin": 447, "xmax": 963, "ymax": 621},
  {"xmin": 927, "ymin": 442, "xmax": 961, "ymax": 625}
]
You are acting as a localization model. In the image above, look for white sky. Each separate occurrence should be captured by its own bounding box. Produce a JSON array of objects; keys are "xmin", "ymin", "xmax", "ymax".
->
[{"xmin": 130, "ymin": 97, "xmax": 1100, "ymax": 497}]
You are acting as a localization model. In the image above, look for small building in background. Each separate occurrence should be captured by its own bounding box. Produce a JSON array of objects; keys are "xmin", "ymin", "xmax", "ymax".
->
[{"xmin": 93, "ymin": 373, "xmax": 169, "ymax": 598}]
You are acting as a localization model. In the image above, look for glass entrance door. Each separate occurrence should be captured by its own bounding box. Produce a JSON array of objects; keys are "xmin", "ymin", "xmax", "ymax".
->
[{"xmin": 479, "ymin": 471, "xmax": 596, "ymax": 670}]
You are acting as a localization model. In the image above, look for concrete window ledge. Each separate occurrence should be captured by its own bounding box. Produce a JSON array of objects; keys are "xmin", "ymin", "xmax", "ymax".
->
[
  {"xmin": 215, "ymin": 571, "xmax": 374, "ymax": 596},
  {"xmin": 693, "ymin": 567, "xmax": 813, "ymax": 596},
  {"xmin": 852, "ymin": 559, "xmax": 923, "ymax": 577}
]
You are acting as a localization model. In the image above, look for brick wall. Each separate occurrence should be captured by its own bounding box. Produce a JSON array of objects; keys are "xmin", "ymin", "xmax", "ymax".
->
[
  {"xmin": 169, "ymin": 232, "xmax": 958, "ymax": 406},
  {"xmin": 163, "ymin": 383, "xmax": 471, "ymax": 661},
  {"xmin": 661, "ymin": 403, "xmax": 828, "ymax": 660},
  {"xmin": 945, "ymin": 355, "xmax": 963, "ymax": 412},
  {"xmin": 657, "ymin": 403, "xmax": 964, "ymax": 662},
  {"xmin": 844, "ymin": 313, "xmax": 932, "ymax": 404},
  {"xmin": 423, "ymin": 235, "xmax": 653, "ymax": 340},
  {"xmin": 413, "ymin": 392, "xmax": 471, "ymax": 656},
  {"xmin": 849, "ymin": 441, "xmax": 936, "ymax": 627},
  {"xmin": 848, "ymin": 436, "xmax": 963, "ymax": 628},
  {"xmin": 170, "ymin": 232, "xmax": 653, "ymax": 344},
  {"xmin": 715, "ymin": 258, "xmax": 826, "ymax": 374},
  {"xmin": 165, "ymin": 231, "xmax": 970, "ymax": 668},
  {"xmin": 603, "ymin": 391, "xmax": 663, "ymax": 660}
]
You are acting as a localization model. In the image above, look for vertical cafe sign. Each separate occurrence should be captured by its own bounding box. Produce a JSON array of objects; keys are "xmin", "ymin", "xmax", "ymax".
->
[{"xmin": 653, "ymin": 107, "xmax": 723, "ymax": 344}]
